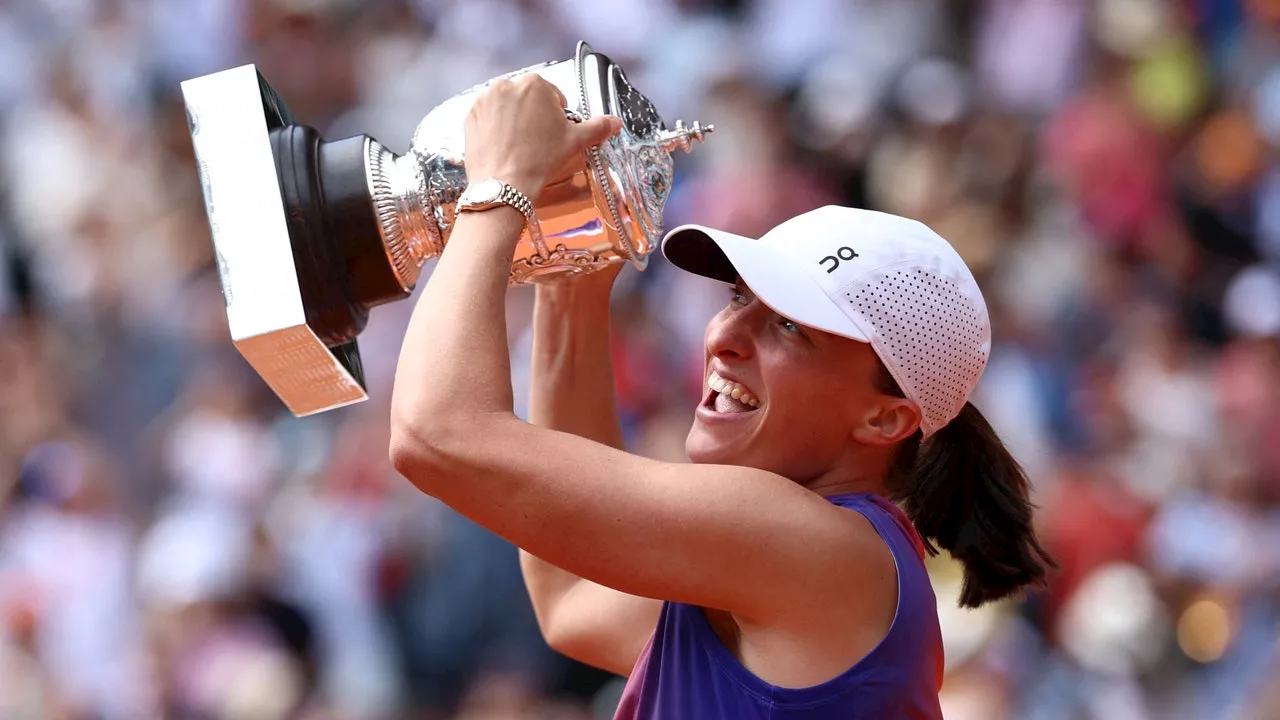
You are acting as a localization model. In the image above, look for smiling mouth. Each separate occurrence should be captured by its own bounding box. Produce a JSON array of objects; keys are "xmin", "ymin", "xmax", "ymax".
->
[{"xmin": 703, "ymin": 371, "xmax": 760, "ymax": 414}]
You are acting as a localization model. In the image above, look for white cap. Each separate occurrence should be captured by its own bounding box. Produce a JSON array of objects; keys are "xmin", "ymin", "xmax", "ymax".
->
[{"xmin": 662, "ymin": 206, "xmax": 991, "ymax": 437}]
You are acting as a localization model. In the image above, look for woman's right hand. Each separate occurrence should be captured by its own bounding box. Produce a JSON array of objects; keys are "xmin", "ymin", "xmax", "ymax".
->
[
  {"xmin": 464, "ymin": 74, "xmax": 621, "ymax": 204},
  {"xmin": 538, "ymin": 261, "xmax": 624, "ymax": 305}
]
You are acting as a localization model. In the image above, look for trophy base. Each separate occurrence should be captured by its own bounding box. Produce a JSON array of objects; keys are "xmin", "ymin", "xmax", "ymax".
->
[{"xmin": 182, "ymin": 64, "xmax": 395, "ymax": 416}]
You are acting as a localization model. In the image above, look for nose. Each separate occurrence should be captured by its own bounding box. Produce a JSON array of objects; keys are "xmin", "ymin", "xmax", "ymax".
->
[{"xmin": 705, "ymin": 303, "xmax": 759, "ymax": 361}]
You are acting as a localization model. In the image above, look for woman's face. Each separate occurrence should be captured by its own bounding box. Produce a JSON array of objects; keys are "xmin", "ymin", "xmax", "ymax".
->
[{"xmin": 687, "ymin": 281, "xmax": 915, "ymax": 482}]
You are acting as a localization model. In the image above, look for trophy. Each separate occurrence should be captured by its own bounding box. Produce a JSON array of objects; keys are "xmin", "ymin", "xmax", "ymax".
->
[{"xmin": 181, "ymin": 42, "xmax": 712, "ymax": 417}]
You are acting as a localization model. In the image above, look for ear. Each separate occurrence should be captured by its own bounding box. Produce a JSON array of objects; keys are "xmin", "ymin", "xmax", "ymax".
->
[{"xmin": 851, "ymin": 398, "xmax": 921, "ymax": 447}]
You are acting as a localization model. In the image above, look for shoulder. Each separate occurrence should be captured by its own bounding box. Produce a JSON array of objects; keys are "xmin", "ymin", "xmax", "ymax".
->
[
  {"xmin": 741, "ymin": 494, "xmax": 900, "ymax": 637},
  {"xmin": 715, "ymin": 498, "xmax": 902, "ymax": 687}
]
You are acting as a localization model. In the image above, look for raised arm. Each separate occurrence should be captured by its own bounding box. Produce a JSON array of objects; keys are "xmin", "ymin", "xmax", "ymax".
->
[
  {"xmin": 388, "ymin": 75, "xmax": 883, "ymax": 640},
  {"xmin": 520, "ymin": 270, "xmax": 662, "ymax": 676}
]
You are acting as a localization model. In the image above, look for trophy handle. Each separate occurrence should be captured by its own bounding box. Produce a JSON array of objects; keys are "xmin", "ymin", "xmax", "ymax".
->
[{"xmin": 572, "ymin": 42, "xmax": 642, "ymax": 269}]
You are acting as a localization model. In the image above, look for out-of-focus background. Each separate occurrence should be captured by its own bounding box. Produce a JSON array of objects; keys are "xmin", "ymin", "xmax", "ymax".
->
[{"xmin": 1, "ymin": 0, "xmax": 1279, "ymax": 718}]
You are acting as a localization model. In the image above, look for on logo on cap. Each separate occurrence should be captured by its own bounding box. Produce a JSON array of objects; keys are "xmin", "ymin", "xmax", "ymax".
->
[{"xmin": 819, "ymin": 247, "xmax": 859, "ymax": 274}]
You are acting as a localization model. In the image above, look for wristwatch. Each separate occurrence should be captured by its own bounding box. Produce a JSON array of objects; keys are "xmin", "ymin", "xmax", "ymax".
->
[{"xmin": 456, "ymin": 177, "xmax": 549, "ymax": 258}]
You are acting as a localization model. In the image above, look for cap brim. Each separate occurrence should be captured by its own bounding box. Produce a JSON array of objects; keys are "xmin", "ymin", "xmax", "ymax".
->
[{"xmin": 662, "ymin": 225, "xmax": 868, "ymax": 342}]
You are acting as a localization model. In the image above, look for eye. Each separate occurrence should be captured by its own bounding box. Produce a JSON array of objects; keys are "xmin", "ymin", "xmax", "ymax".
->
[
  {"xmin": 777, "ymin": 315, "xmax": 810, "ymax": 340},
  {"xmin": 730, "ymin": 288, "xmax": 749, "ymax": 306}
]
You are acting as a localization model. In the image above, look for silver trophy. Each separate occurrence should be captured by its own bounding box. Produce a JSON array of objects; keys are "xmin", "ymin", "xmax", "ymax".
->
[{"xmin": 181, "ymin": 42, "xmax": 712, "ymax": 417}]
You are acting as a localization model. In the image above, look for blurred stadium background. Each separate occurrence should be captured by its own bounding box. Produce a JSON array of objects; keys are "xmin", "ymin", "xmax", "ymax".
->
[{"xmin": 1, "ymin": 0, "xmax": 1279, "ymax": 718}]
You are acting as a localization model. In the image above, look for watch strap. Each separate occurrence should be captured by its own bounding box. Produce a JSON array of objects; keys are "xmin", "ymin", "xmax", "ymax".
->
[{"xmin": 458, "ymin": 178, "xmax": 550, "ymax": 260}]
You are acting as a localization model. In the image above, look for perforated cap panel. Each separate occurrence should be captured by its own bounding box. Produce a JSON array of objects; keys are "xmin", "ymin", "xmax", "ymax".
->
[{"xmin": 842, "ymin": 266, "xmax": 989, "ymax": 435}]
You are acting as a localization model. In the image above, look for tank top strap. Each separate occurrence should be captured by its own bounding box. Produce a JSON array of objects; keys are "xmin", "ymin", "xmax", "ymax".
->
[{"xmin": 826, "ymin": 493, "xmax": 928, "ymax": 561}]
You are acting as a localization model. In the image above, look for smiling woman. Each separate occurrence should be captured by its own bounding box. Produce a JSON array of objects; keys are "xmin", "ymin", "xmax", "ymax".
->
[
  {"xmin": 387, "ymin": 73, "xmax": 1053, "ymax": 720},
  {"xmin": 684, "ymin": 279, "xmax": 923, "ymax": 487}
]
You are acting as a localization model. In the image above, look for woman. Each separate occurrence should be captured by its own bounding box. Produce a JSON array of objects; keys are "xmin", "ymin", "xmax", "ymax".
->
[{"xmin": 389, "ymin": 75, "xmax": 1054, "ymax": 719}]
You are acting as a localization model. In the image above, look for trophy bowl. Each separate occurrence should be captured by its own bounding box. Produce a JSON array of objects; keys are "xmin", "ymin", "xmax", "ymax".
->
[{"xmin": 180, "ymin": 42, "xmax": 711, "ymax": 417}]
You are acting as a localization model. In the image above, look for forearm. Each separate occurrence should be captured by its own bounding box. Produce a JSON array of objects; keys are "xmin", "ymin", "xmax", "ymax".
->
[
  {"xmin": 529, "ymin": 280, "xmax": 626, "ymax": 450},
  {"xmin": 389, "ymin": 208, "xmax": 524, "ymax": 468},
  {"xmin": 522, "ymin": 277, "xmax": 627, "ymax": 629},
  {"xmin": 390, "ymin": 73, "xmax": 623, "ymax": 491}
]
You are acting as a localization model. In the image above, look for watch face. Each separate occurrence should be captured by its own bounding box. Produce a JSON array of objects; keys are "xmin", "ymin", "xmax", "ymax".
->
[{"xmin": 466, "ymin": 178, "xmax": 503, "ymax": 205}]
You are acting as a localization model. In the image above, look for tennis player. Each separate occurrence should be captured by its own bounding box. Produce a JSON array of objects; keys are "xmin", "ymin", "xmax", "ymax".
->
[{"xmin": 389, "ymin": 74, "xmax": 1054, "ymax": 719}]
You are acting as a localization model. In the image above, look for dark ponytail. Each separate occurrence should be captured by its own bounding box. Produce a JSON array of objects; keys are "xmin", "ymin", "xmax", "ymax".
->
[{"xmin": 879, "ymin": 371, "xmax": 1056, "ymax": 608}]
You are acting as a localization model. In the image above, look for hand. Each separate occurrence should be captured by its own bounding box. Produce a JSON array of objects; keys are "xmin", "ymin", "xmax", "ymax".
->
[
  {"xmin": 464, "ymin": 74, "xmax": 622, "ymax": 203},
  {"xmin": 539, "ymin": 260, "xmax": 624, "ymax": 301}
]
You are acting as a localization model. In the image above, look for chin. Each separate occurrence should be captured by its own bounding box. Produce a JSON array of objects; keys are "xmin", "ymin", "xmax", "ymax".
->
[
  {"xmin": 687, "ymin": 403, "xmax": 765, "ymax": 465},
  {"xmin": 685, "ymin": 429, "xmax": 725, "ymax": 465},
  {"xmin": 685, "ymin": 427, "xmax": 752, "ymax": 467}
]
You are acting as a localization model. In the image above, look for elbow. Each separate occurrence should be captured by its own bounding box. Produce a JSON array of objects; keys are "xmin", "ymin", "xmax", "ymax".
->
[
  {"xmin": 389, "ymin": 404, "xmax": 521, "ymax": 496},
  {"xmin": 388, "ymin": 422, "xmax": 428, "ymax": 492},
  {"xmin": 387, "ymin": 423, "xmax": 422, "ymax": 485},
  {"xmin": 528, "ymin": 605, "xmax": 561, "ymax": 651},
  {"xmin": 542, "ymin": 625, "xmax": 574, "ymax": 659},
  {"xmin": 539, "ymin": 615, "xmax": 586, "ymax": 665},
  {"xmin": 388, "ymin": 411, "xmax": 460, "ymax": 493},
  {"xmin": 531, "ymin": 593, "xmax": 592, "ymax": 664},
  {"xmin": 541, "ymin": 620, "xmax": 619, "ymax": 675},
  {"xmin": 388, "ymin": 408, "xmax": 509, "ymax": 493}
]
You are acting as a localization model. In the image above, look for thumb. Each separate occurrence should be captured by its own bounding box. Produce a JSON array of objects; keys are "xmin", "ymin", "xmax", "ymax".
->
[{"xmin": 572, "ymin": 115, "xmax": 623, "ymax": 149}]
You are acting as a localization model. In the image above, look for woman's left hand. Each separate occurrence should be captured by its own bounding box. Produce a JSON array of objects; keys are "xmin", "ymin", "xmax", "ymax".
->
[{"xmin": 464, "ymin": 74, "xmax": 623, "ymax": 204}]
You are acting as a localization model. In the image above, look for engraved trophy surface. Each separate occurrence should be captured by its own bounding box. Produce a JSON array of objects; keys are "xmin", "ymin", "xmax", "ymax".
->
[{"xmin": 181, "ymin": 42, "xmax": 711, "ymax": 417}]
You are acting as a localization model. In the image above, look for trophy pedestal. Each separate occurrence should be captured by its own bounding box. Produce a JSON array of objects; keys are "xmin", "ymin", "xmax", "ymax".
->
[{"xmin": 183, "ymin": 65, "xmax": 393, "ymax": 416}]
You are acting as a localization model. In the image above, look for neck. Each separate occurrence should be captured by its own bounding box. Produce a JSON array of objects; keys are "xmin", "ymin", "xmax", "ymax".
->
[
  {"xmin": 801, "ymin": 449, "xmax": 893, "ymax": 498},
  {"xmin": 803, "ymin": 470, "xmax": 888, "ymax": 499}
]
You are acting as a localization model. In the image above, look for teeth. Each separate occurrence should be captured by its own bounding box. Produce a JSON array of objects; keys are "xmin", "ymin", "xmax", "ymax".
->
[{"xmin": 708, "ymin": 372, "xmax": 760, "ymax": 408}]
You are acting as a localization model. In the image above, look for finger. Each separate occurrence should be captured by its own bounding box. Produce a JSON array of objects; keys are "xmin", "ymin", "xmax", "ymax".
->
[
  {"xmin": 516, "ymin": 72, "xmax": 559, "ymax": 100},
  {"xmin": 571, "ymin": 115, "xmax": 623, "ymax": 149},
  {"xmin": 474, "ymin": 78, "xmax": 510, "ymax": 108},
  {"xmin": 544, "ymin": 80, "xmax": 572, "ymax": 115},
  {"xmin": 545, "ymin": 80, "xmax": 569, "ymax": 110}
]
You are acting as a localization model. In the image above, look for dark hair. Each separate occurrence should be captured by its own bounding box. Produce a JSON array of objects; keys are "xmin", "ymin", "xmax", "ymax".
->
[{"xmin": 877, "ymin": 367, "xmax": 1056, "ymax": 609}]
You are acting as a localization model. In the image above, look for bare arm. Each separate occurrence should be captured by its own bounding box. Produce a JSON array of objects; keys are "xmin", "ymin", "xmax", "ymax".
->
[
  {"xmin": 389, "ymin": 75, "xmax": 884, "ymax": 652},
  {"xmin": 520, "ymin": 270, "xmax": 662, "ymax": 676}
]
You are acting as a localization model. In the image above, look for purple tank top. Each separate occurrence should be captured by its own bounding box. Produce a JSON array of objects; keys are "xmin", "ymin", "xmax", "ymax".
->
[{"xmin": 614, "ymin": 493, "xmax": 944, "ymax": 720}]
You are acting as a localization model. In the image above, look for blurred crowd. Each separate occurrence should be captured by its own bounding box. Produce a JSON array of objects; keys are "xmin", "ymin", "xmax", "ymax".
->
[{"xmin": 1, "ymin": 0, "xmax": 1279, "ymax": 718}]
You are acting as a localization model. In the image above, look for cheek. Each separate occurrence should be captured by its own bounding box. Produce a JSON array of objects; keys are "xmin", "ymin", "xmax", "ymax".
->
[{"xmin": 761, "ymin": 370, "xmax": 851, "ymax": 442}]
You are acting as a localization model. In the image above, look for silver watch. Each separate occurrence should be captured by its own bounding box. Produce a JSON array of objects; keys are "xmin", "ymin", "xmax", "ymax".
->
[{"xmin": 456, "ymin": 178, "xmax": 549, "ymax": 260}]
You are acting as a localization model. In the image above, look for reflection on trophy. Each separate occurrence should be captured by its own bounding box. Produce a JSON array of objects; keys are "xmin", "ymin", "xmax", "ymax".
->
[{"xmin": 181, "ymin": 42, "xmax": 712, "ymax": 417}]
